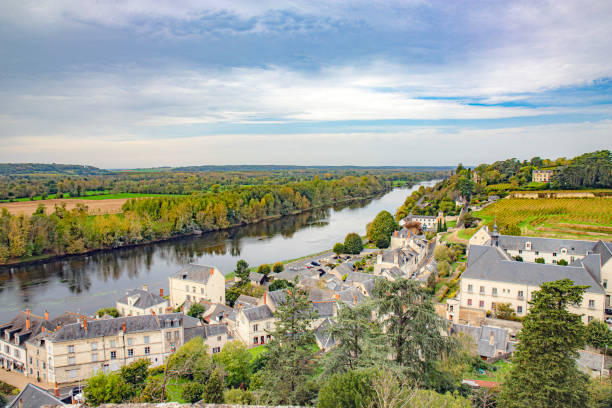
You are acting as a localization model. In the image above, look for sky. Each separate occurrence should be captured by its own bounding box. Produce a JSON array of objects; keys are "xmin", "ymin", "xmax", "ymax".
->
[{"xmin": 0, "ymin": 0, "xmax": 611, "ymax": 168}]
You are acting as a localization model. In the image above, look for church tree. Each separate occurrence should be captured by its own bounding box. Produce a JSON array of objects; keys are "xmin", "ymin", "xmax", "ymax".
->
[{"xmin": 498, "ymin": 279, "xmax": 589, "ymax": 408}]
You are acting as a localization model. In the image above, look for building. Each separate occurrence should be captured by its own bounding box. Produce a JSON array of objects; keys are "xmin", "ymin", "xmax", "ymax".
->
[
  {"xmin": 468, "ymin": 226, "xmax": 612, "ymax": 306},
  {"xmin": 473, "ymin": 172, "xmax": 481, "ymax": 183},
  {"xmin": 235, "ymin": 305, "xmax": 275, "ymax": 346},
  {"xmin": 451, "ymin": 324, "xmax": 516, "ymax": 360},
  {"xmin": 6, "ymin": 383, "xmax": 65, "ymax": 408},
  {"xmin": 169, "ymin": 264, "xmax": 226, "ymax": 307},
  {"xmin": 532, "ymin": 169, "xmax": 555, "ymax": 183},
  {"xmin": 454, "ymin": 244, "xmax": 605, "ymax": 324},
  {"xmin": 116, "ymin": 285, "xmax": 169, "ymax": 316},
  {"xmin": 402, "ymin": 212, "xmax": 444, "ymax": 231},
  {"xmin": 184, "ymin": 323, "xmax": 230, "ymax": 354},
  {"xmin": 45, "ymin": 313, "xmax": 199, "ymax": 385}
]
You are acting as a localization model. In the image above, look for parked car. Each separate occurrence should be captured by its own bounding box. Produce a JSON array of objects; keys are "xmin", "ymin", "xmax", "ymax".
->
[
  {"xmin": 311, "ymin": 261, "xmax": 321, "ymax": 266},
  {"xmin": 606, "ymin": 317, "xmax": 612, "ymax": 325},
  {"xmin": 605, "ymin": 308, "xmax": 612, "ymax": 315}
]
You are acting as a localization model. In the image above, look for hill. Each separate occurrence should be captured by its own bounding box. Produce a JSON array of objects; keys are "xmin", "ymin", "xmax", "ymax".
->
[{"xmin": 0, "ymin": 163, "xmax": 109, "ymax": 176}]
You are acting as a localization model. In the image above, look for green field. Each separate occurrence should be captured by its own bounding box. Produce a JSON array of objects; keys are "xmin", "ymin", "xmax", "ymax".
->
[
  {"xmin": 465, "ymin": 360, "xmax": 512, "ymax": 383},
  {"xmin": 473, "ymin": 197, "xmax": 612, "ymax": 240}
]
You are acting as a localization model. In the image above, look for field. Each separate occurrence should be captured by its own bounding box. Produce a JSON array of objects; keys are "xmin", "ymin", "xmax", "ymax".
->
[{"xmin": 473, "ymin": 197, "xmax": 612, "ymax": 240}]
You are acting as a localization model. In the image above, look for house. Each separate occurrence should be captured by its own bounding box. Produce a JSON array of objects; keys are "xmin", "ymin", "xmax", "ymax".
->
[
  {"xmin": 6, "ymin": 383, "xmax": 65, "ymax": 408},
  {"xmin": 468, "ymin": 226, "xmax": 612, "ymax": 306},
  {"xmin": 334, "ymin": 287, "xmax": 368, "ymax": 307},
  {"xmin": 402, "ymin": 212, "xmax": 444, "ymax": 231},
  {"xmin": 234, "ymin": 294, "xmax": 260, "ymax": 310},
  {"xmin": 168, "ymin": 264, "xmax": 226, "ymax": 307},
  {"xmin": 184, "ymin": 323, "xmax": 230, "ymax": 354},
  {"xmin": 116, "ymin": 285, "xmax": 169, "ymax": 316},
  {"xmin": 46, "ymin": 313, "xmax": 200, "ymax": 385},
  {"xmin": 374, "ymin": 247, "xmax": 419, "ymax": 275},
  {"xmin": 248, "ymin": 271, "xmax": 269, "ymax": 286},
  {"xmin": 532, "ymin": 169, "xmax": 556, "ymax": 183},
  {"xmin": 454, "ymin": 244, "xmax": 605, "ymax": 324},
  {"xmin": 314, "ymin": 318, "xmax": 336, "ymax": 351},
  {"xmin": 235, "ymin": 305, "xmax": 275, "ymax": 346},
  {"xmin": 329, "ymin": 263, "xmax": 353, "ymax": 280},
  {"xmin": 451, "ymin": 324, "xmax": 515, "ymax": 360}
]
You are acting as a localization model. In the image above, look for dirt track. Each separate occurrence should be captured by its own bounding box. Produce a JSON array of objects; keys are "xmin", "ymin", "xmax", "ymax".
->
[{"xmin": 0, "ymin": 198, "xmax": 129, "ymax": 216}]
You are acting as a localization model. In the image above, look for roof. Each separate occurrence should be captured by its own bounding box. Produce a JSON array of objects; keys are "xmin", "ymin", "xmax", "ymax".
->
[
  {"xmin": 314, "ymin": 318, "xmax": 336, "ymax": 350},
  {"xmin": 50, "ymin": 313, "xmax": 189, "ymax": 342},
  {"xmin": 203, "ymin": 303, "xmax": 236, "ymax": 323},
  {"xmin": 336, "ymin": 287, "xmax": 368, "ymax": 307},
  {"xmin": 593, "ymin": 240, "xmax": 612, "ymax": 266},
  {"xmin": 452, "ymin": 324, "xmax": 509, "ymax": 358},
  {"xmin": 497, "ymin": 235, "xmax": 597, "ymax": 256},
  {"xmin": 0, "ymin": 311, "xmax": 63, "ymax": 346},
  {"xmin": 241, "ymin": 305, "xmax": 274, "ymax": 322},
  {"xmin": 172, "ymin": 264, "xmax": 219, "ymax": 283},
  {"xmin": 204, "ymin": 324, "xmax": 229, "ymax": 338},
  {"xmin": 235, "ymin": 294, "xmax": 259, "ymax": 309},
  {"xmin": 311, "ymin": 301, "xmax": 336, "ymax": 318},
  {"xmin": 332, "ymin": 263, "xmax": 353, "ymax": 276},
  {"xmin": 344, "ymin": 271, "xmax": 375, "ymax": 285},
  {"xmin": 463, "ymin": 245, "xmax": 605, "ymax": 294},
  {"xmin": 248, "ymin": 271, "xmax": 267, "ymax": 283},
  {"xmin": 266, "ymin": 289, "xmax": 287, "ymax": 306},
  {"xmin": 117, "ymin": 288, "xmax": 167, "ymax": 309},
  {"xmin": 7, "ymin": 383, "xmax": 65, "ymax": 408}
]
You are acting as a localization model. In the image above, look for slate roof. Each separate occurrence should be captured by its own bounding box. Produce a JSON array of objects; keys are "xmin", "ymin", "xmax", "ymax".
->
[
  {"xmin": 248, "ymin": 271, "xmax": 267, "ymax": 283},
  {"xmin": 451, "ymin": 324, "xmax": 510, "ymax": 358},
  {"xmin": 235, "ymin": 294, "xmax": 259, "ymax": 309},
  {"xmin": 173, "ymin": 264, "xmax": 219, "ymax": 283},
  {"xmin": 0, "ymin": 311, "xmax": 77, "ymax": 346},
  {"xmin": 593, "ymin": 241, "xmax": 612, "ymax": 266},
  {"xmin": 314, "ymin": 318, "xmax": 336, "ymax": 350},
  {"xmin": 117, "ymin": 288, "xmax": 167, "ymax": 309},
  {"xmin": 204, "ymin": 324, "xmax": 229, "ymax": 338},
  {"xmin": 311, "ymin": 301, "xmax": 336, "ymax": 318},
  {"xmin": 497, "ymin": 235, "xmax": 597, "ymax": 256},
  {"xmin": 336, "ymin": 287, "xmax": 368, "ymax": 307},
  {"xmin": 50, "ymin": 313, "xmax": 191, "ymax": 342},
  {"xmin": 381, "ymin": 266, "xmax": 404, "ymax": 280},
  {"xmin": 345, "ymin": 271, "xmax": 377, "ymax": 285},
  {"xmin": 6, "ymin": 383, "xmax": 65, "ymax": 408},
  {"xmin": 307, "ymin": 287, "xmax": 335, "ymax": 302},
  {"xmin": 463, "ymin": 245, "xmax": 605, "ymax": 294},
  {"xmin": 266, "ymin": 289, "xmax": 287, "ymax": 307},
  {"xmin": 242, "ymin": 305, "xmax": 274, "ymax": 322},
  {"xmin": 204, "ymin": 303, "xmax": 236, "ymax": 323},
  {"xmin": 274, "ymin": 270, "xmax": 300, "ymax": 281},
  {"xmin": 332, "ymin": 263, "xmax": 353, "ymax": 276}
]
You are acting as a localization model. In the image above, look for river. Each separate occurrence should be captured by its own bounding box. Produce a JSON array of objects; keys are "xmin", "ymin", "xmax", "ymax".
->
[{"xmin": 0, "ymin": 180, "xmax": 437, "ymax": 321}]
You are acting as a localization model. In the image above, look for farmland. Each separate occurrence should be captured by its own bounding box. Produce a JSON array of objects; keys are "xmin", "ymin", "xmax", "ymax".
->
[{"xmin": 473, "ymin": 197, "xmax": 612, "ymax": 240}]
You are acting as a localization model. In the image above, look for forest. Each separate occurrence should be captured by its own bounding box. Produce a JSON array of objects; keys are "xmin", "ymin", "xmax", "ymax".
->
[{"xmin": 0, "ymin": 174, "xmax": 425, "ymax": 264}]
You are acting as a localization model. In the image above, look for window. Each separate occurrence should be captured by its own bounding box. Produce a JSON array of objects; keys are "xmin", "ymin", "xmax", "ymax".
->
[
  {"xmin": 467, "ymin": 299, "xmax": 472, "ymax": 306},
  {"xmin": 29, "ymin": 357, "xmax": 32, "ymax": 364},
  {"xmin": 265, "ymin": 322, "xmax": 270, "ymax": 330},
  {"xmin": 92, "ymin": 353, "xmax": 98, "ymax": 362},
  {"xmin": 589, "ymin": 299, "xmax": 595, "ymax": 308},
  {"xmin": 552, "ymin": 252, "xmax": 557, "ymax": 257},
  {"xmin": 467, "ymin": 284, "xmax": 473, "ymax": 293},
  {"xmin": 144, "ymin": 336, "xmax": 150, "ymax": 344},
  {"xmin": 604, "ymin": 280, "xmax": 608, "ymax": 289},
  {"xmin": 4, "ymin": 345, "xmax": 9, "ymax": 353},
  {"xmin": 110, "ymin": 340, "xmax": 116, "ymax": 348},
  {"xmin": 186, "ymin": 295, "xmax": 190, "ymax": 301},
  {"xmin": 253, "ymin": 337, "xmax": 259, "ymax": 344},
  {"xmin": 68, "ymin": 356, "xmax": 75, "ymax": 365},
  {"xmin": 91, "ymin": 342, "xmax": 97, "ymax": 351},
  {"xmin": 192, "ymin": 286, "xmax": 196, "ymax": 293},
  {"xmin": 588, "ymin": 316, "xmax": 594, "ymax": 323},
  {"xmin": 217, "ymin": 336, "xmax": 222, "ymax": 341},
  {"xmin": 14, "ymin": 350, "xmax": 20, "ymax": 358},
  {"xmin": 110, "ymin": 351, "xmax": 117, "ymax": 359},
  {"xmin": 535, "ymin": 251, "xmax": 539, "ymax": 255},
  {"xmin": 144, "ymin": 347, "xmax": 150, "ymax": 355},
  {"xmin": 479, "ymin": 300, "xmax": 484, "ymax": 308},
  {"xmin": 480, "ymin": 286, "xmax": 485, "ymax": 294},
  {"xmin": 185, "ymin": 285, "xmax": 189, "ymax": 291},
  {"xmin": 518, "ymin": 250, "xmax": 522, "ymax": 254},
  {"xmin": 517, "ymin": 306, "xmax": 523, "ymax": 314},
  {"xmin": 201, "ymin": 288, "xmax": 204, "ymax": 294},
  {"xmin": 253, "ymin": 324, "xmax": 258, "ymax": 332},
  {"xmin": 127, "ymin": 338, "xmax": 133, "ymax": 346},
  {"xmin": 518, "ymin": 290, "xmax": 524, "ymax": 299},
  {"xmin": 68, "ymin": 345, "xmax": 75, "ymax": 353},
  {"xmin": 174, "ymin": 331, "xmax": 179, "ymax": 339},
  {"xmin": 68, "ymin": 369, "xmax": 77, "ymax": 379},
  {"xmin": 492, "ymin": 288, "xmax": 498, "ymax": 296},
  {"xmin": 128, "ymin": 349, "xmax": 134, "ymax": 357},
  {"xmin": 42, "ymin": 362, "xmax": 46, "ymax": 369},
  {"xmin": 166, "ymin": 332, "xmax": 171, "ymax": 340},
  {"xmin": 213, "ymin": 347, "xmax": 221, "ymax": 353}
]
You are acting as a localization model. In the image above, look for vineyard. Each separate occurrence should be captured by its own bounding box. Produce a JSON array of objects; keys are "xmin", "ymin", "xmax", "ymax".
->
[{"xmin": 473, "ymin": 197, "xmax": 612, "ymax": 240}]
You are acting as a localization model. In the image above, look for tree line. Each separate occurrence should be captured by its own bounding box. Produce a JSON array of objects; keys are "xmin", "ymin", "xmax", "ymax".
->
[{"xmin": 0, "ymin": 176, "xmax": 393, "ymax": 264}]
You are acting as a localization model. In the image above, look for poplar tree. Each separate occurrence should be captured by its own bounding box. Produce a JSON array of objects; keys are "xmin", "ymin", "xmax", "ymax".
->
[{"xmin": 498, "ymin": 279, "xmax": 589, "ymax": 408}]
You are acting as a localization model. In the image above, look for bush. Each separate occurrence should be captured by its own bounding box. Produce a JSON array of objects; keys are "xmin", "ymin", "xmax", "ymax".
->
[
  {"xmin": 182, "ymin": 382, "xmax": 205, "ymax": 403},
  {"xmin": 203, "ymin": 368, "xmax": 225, "ymax": 403},
  {"xmin": 535, "ymin": 257, "xmax": 545, "ymax": 264},
  {"xmin": 257, "ymin": 264, "xmax": 271, "ymax": 275},
  {"xmin": 269, "ymin": 279, "xmax": 294, "ymax": 291},
  {"xmin": 96, "ymin": 307, "xmax": 119, "ymax": 318},
  {"xmin": 557, "ymin": 259, "xmax": 568, "ymax": 266},
  {"xmin": 333, "ymin": 242, "xmax": 345, "ymax": 255},
  {"xmin": 344, "ymin": 233, "xmax": 363, "ymax": 254},
  {"xmin": 224, "ymin": 388, "xmax": 255, "ymax": 404},
  {"xmin": 84, "ymin": 371, "xmax": 134, "ymax": 406},
  {"xmin": 272, "ymin": 262, "xmax": 284, "ymax": 273},
  {"xmin": 317, "ymin": 370, "xmax": 374, "ymax": 408},
  {"xmin": 187, "ymin": 303, "xmax": 206, "ymax": 319},
  {"xmin": 139, "ymin": 376, "xmax": 165, "ymax": 403},
  {"xmin": 437, "ymin": 261, "xmax": 451, "ymax": 278}
]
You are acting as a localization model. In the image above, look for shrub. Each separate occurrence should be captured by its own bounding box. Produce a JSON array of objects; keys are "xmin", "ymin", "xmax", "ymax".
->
[
  {"xmin": 367, "ymin": 210, "xmax": 398, "ymax": 249},
  {"xmin": 257, "ymin": 264, "xmax": 271, "ymax": 275},
  {"xmin": 535, "ymin": 257, "xmax": 545, "ymax": 264},
  {"xmin": 224, "ymin": 388, "xmax": 255, "ymax": 404},
  {"xmin": 187, "ymin": 303, "xmax": 206, "ymax": 319},
  {"xmin": 344, "ymin": 233, "xmax": 363, "ymax": 254},
  {"xmin": 272, "ymin": 262, "xmax": 284, "ymax": 273},
  {"xmin": 333, "ymin": 242, "xmax": 345, "ymax": 255},
  {"xmin": 557, "ymin": 259, "xmax": 568, "ymax": 266},
  {"xmin": 182, "ymin": 382, "xmax": 205, "ymax": 403},
  {"xmin": 96, "ymin": 307, "xmax": 119, "ymax": 318},
  {"xmin": 317, "ymin": 370, "xmax": 374, "ymax": 408}
]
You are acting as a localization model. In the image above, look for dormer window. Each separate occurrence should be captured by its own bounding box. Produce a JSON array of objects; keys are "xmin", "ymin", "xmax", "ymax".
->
[
  {"xmin": 525, "ymin": 242, "xmax": 532, "ymax": 251},
  {"xmin": 561, "ymin": 248, "xmax": 567, "ymax": 254}
]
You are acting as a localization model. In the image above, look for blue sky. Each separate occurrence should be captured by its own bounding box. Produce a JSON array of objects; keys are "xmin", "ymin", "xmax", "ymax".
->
[{"xmin": 0, "ymin": 0, "xmax": 611, "ymax": 168}]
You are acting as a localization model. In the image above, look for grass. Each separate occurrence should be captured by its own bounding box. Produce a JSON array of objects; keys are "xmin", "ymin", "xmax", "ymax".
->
[
  {"xmin": 446, "ymin": 220, "xmax": 457, "ymax": 228},
  {"xmin": 248, "ymin": 344, "xmax": 268, "ymax": 359},
  {"xmin": 473, "ymin": 197, "xmax": 612, "ymax": 240},
  {"xmin": 457, "ymin": 227, "xmax": 478, "ymax": 240},
  {"xmin": 466, "ymin": 360, "xmax": 512, "ymax": 383},
  {"xmin": 164, "ymin": 377, "xmax": 189, "ymax": 403}
]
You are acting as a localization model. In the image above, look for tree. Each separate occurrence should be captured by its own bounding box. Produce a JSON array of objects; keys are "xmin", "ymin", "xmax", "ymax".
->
[
  {"xmin": 213, "ymin": 340, "xmax": 252, "ymax": 388},
  {"xmin": 119, "ymin": 359, "xmax": 150, "ymax": 391},
  {"xmin": 272, "ymin": 262, "xmax": 284, "ymax": 273},
  {"xmin": 344, "ymin": 232, "xmax": 363, "ymax": 255},
  {"xmin": 557, "ymin": 259, "xmax": 568, "ymax": 266},
  {"xmin": 182, "ymin": 382, "xmax": 205, "ymax": 403},
  {"xmin": 585, "ymin": 320, "xmax": 612, "ymax": 350},
  {"xmin": 257, "ymin": 264, "xmax": 271, "ymax": 276},
  {"xmin": 457, "ymin": 177, "xmax": 475, "ymax": 198},
  {"xmin": 187, "ymin": 303, "xmax": 206, "ymax": 319},
  {"xmin": 493, "ymin": 303, "xmax": 517, "ymax": 321},
  {"xmin": 367, "ymin": 211, "xmax": 399, "ymax": 249},
  {"xmin": 322, "ymin": 302, "xmax": 385, "ymax": 376},
  {"xmin": 139, "ymin": 376, "xmax": 165, "ymax": 403},
  {"xmin": 96, "ymin": 307, "xmax": 119, "ymax": 318},
  {"xmin": 269, "ymin": 279, "xmax": 294, "ymax": 292},
  {"xmin": 234, "ymin": 259, "xmax": 250, "ymax": 281},
  {"xmin": 498, "ymin": 279, "xmax": 590, "ymax": 408},
  {"xmin": 333, "ymin": 242, "xmax": 345, "ymax": 255},
  {"xmin": 168, "ymin": 337, "xmax": 215, "ymax": 383},
  {"xmin": 202, "ymin": 368, "xmax": 225, "ymax": 403},
  {"xmin": 535, "ymin": 257, "xmax": 545, "ymax": 264},
  {"xmin": 261, "ymin": 287, "xmax": 319, "ymax": 405},
  {"xmin": 373, "ymin": 278, "xmax": 454, "ymax": 380},
  {"xmin": 317, "ymin": 370, "xmax": 374, "ymax": 408},
  {"xmin": 84, "ymin": 371, "xmax": 134, "ymax": 406}
]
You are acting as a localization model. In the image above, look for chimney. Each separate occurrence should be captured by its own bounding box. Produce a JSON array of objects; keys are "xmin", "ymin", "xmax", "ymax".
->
[
  {"xmin": 489, "ymin": 331, "xmax": 495, "ymax": 346},
  {"xmin": 41, "ymin": 327, "xmax": 46, "ymax": 333},
  {"xmin": 54, "ymin": 383, "xmax": 60, "ymax": 397},
  {"xmin": 151, "ymin": 310, "xmax": 156, "ymax": 315},
  {"xmin": 142, "ymin": 284, "xmax": 148, "ymax": 291},
  {"xmin": 83, "ymin": 317, "xmax": 87, "ymax": 332},
  {"xmin": 210, "ymin": 268, "xmax": 214, "ymax": 275},
  {"xmin": 122, "ymin": 322, "xmax": 126, "ymax": 332},
  {"xmin": 160, "ymin": 288, "xmax": 164, "ymax": 297},
  {"xmin": 263, "ymin": 292, "xmax": 267, "ymax": 305},
  {"xmin": 44, "ymin": 310, "xmax": 49, "ymax": 321},
  {"xmin": 25, "ymin": 317, "xmax": 31, "ymax": 330},
  {"xmin": 26, "ymin": 309, "xmax": 31, "ymax": 316},
  {"xmin": 334, "ymin": 294, "xmax": 340, "ymax": 300},
  {"xmin": 56, "ymin": 324, "xmax": 61, "ymax": 331}
]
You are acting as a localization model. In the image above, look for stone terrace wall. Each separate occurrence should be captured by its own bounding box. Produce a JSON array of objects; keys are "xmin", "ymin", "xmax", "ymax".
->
[{"xmin": 44, "ymin": 404, "xmax": 307, "ymax": 408}]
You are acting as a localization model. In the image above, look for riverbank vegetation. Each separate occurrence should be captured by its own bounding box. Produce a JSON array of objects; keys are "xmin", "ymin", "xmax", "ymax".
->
[{"xmin": 0, "ymin": 175, "xmax": 409, "ymax": 265}]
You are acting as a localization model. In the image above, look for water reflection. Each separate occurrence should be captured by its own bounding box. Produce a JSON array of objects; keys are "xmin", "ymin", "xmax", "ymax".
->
[{"xmin": 0, "ymin": 182, "xmax": 436, "ymax": 320}]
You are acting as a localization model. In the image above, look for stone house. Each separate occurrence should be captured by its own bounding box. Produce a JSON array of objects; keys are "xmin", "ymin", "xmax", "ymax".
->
[
  {"xmin": 168, "ymin": 264, "xmax": 226, "ymax": 307},
  {"xmin": 235, "ymin": 305, "xmax": 275, "ymax": 346},
  {"xmin": 116, "ymin": 285, "xmax": 169, "ymax": 316}
]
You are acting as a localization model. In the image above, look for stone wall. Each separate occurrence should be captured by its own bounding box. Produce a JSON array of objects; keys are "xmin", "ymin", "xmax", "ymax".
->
[{"xmin": 43, "ymin": 404, "xmax": 307, "ymax": 408}]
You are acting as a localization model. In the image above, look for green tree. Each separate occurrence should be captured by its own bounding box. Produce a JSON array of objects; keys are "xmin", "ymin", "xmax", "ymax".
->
[
  {"xmin": 257, "ymin": 264, "xmax": 272, "ymax": 276},
  {"xmin": 373, "ymin": 278, "xmax": 453, "ymax": 379},
  {"xmin": 535, "ymin": 257, "xmax": 545, "ymax": 264},
  {"xmin": 261, "ymin": 287, "xmax": 319, "ymax": 405},
  {"xmin": 182, "ymin": 382, "xmax": 205, "ymax": 403},
  {"xmin": 493, "ymin": 303, "xmax": 517, "ymax": 320},
  {"xmin": 317, "ymin": 370, "xmax": 374, "ymax": 408},
  {"xmin": 213, "ymin": 340, "xmax": 252, "ymax": 388},
  {"xmin": 557, "ymin": 259, "xmax": 569, "ymax": 266},
  {"xmin": 498, "ymin": 279, "xmax": 589, "ymax": 408},
  {"xmin": 367, "ymin": 210, "xmax": 399, "ymax": 249},
  {"xmin": 272, "ymin": 262, "xmax": 284, "ymax": 273},
  {"xmin": 139, "ymin": 376, "xmax": 165, "ymax": 403},
  {"xmin": 457, "ymin": 177, "xmax": 475, "ymax": 198},
  {"xmin": 585, "ymin": 320, "xmax": 612, "ymax": 350},
  {"xmin": 225, "ymin": 388, "xmax": 255, "ymax": 404},
  {"xmin": 333, "ymin": 242, "xmax": 345, "ymax": 255},
  {"xmin": 96, "ymin": 307, "xmax": 119, "ymax": 318},
  {"xmin": 322, "ymin": 302, "xmax": 384, "ymax": 376},
  {"xmin": 269, "ymin": 279, "xmax": 294, "ymax": 292},
  {"xmin": 344, "ymin": 232, "xmax": 363, "ymax": 255},
  {"xmin": 202, "ymin": 368, "xmax": 225, "ymax": 403},
  {"xmin": 234, "ymin": 259, "xmax": 250, "ymax": 281},
  {"xmin": 119, "ymin": 358, "xmax": 150, "ymax": 390},
  {"xmin": 84, "ymin": 371, "xmax": 134, "ymax": 406},
  {"xmin": 187, "ymin": 303, "xmax": 206, "ymax": 319},
  {"xmin": 168, "ymin": 337, "xmax": 214, "ymax": 382}
]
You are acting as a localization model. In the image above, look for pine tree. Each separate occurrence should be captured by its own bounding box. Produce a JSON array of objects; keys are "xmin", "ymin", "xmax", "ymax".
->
[
  {"xmin": 261, "ymin": 287, "xmax": 319, "ymax": 405},
  {"xmin": 202, "ymin": 368, "xmax": 224, "ymax": 404},
  {"xmin": 498, "ymin": 279, "xmax": 589, "ymax": 408}
]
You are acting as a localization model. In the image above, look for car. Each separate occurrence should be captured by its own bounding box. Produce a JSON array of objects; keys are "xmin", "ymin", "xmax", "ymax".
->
[
  {"xmin": 311, "ymin": 261, "xmax": 321, "ymax": 266},
  {"xmin": 606, "ymin": 308, "xmax": 612, "ymax": 315},
  {"xmin": 305, "ymin": 265, "xmax": 312, "ymax": 269},
  {"xmin": 606, "ymin": 317, "xmax": 612, "ymax": 325}
]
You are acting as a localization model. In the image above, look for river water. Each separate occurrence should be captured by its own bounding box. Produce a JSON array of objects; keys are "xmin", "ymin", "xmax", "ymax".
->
[{"xmin": 0, "ymin": 181, "xmax": 437, "ymax": 321}]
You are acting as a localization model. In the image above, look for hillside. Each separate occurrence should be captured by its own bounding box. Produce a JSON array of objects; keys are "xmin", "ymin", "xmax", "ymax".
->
[{"xmin": 0, "ymin": 163, "xmax": 108, "ymax": 176}]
